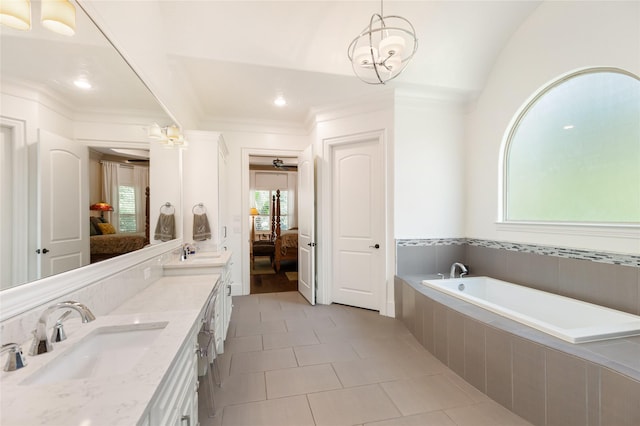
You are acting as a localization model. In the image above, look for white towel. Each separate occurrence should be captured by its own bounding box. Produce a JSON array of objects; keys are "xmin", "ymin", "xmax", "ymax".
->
[{"xmin": 193, "ymin": 213, "xmax": 212, "ymax": 241}]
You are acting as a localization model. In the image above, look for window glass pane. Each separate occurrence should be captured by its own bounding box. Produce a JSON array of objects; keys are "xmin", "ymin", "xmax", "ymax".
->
[
  {"xmin": 506, "ymin": 70, "xmax": 640, "ymax": 223},
  {"xmin": 252, "ymin": 190, "xmax": 289, "ymax": 231},
  {"xmin": 118, "ymin": 185, "xmax": 137, "ymax": 232}
]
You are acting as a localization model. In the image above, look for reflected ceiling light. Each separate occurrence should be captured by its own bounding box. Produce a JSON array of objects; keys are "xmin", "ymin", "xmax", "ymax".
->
[
  {"xmin": 273, "ymin": 94, "xmax": 287, "ymax": 107},
  {"xmin": 41, "ymin": 0, "xmax": 75, "ymax": 36},
  {"xmin": 347, "ymin": 0, "xmax": 418, "ymax": 85},
  {"xmin": 146, "ymin": 123, "xmax": 188, "ymax": 147},
  {"xmin": 0, "ymin": 0, "xmax": 31, "ymax": 30},
  {"xmin": 563, "ymin": 124, "xmax": 575, "ymax": 130}
]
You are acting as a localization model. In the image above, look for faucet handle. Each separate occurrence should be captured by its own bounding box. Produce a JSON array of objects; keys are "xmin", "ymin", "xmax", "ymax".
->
[
  {"xmin": 1, "ymin": 343, "xmax": 27, "ymax": 371},
  {"xmin": 50, "ymin": 310, "xmax": 72, "ymax": 343}
]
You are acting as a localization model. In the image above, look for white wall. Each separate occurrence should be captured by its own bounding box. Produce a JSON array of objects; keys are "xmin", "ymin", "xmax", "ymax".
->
[
  {"xmin": 394, "ymin": 96, "xmax": 467, "ymax": 238},
  {"xmin": 315, "ymin": 99, "xmax": 395, "ymax": 314},
  {"xmin": 465, "ymin": 1, "xmax": 640, "ymax": 254}
]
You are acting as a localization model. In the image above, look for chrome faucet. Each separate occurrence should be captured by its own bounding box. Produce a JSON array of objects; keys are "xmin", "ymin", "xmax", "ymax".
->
[
  {"xmin": 181, "ymin": 244, "xmax": 190, "ymax": 261},
  {"xmin": 29, "ymin": 301, "xmax": 96, "ymax": 356},
  {"xmin": 1, "ymin": 343, "xmax": 27, "ymax": 371},
  {"xmin": 449, "ymin": 262, "xmax": 468, "ymax": 279}
]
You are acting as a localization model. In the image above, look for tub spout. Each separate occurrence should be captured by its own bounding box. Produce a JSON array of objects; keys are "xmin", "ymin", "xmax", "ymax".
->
[{"xmin": 450, "ymin": 262, "xmax": 468, "ymax": 279}]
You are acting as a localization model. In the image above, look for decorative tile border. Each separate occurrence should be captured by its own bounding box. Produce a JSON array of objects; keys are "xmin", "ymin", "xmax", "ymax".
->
[{"xmin": 396, "ymin": 238, "xmax": 640, "ymax": 267}]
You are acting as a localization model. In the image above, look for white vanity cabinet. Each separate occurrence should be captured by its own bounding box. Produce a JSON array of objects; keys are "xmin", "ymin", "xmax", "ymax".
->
[
  {"xmin": 163, "ymin": 251, "xmax": 233, "ymax": 351},
  {"xmin": 139, "ymin": 320, "xmax": 200, "ymax": 426}
]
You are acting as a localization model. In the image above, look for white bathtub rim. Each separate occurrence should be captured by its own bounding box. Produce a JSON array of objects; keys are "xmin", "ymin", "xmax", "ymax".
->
[{"xmin": 421, "ymin": 276, "xmax": 640, "ymax": 344}]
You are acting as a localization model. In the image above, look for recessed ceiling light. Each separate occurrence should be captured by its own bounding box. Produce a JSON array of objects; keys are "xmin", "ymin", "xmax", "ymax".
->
[
  {"xmin": 274, "ymin": 94, "xmax": 286, "ymax": 107},
  {"xmin": 74, "ymin": 78, "xmax": 92, "ymax": 90}
]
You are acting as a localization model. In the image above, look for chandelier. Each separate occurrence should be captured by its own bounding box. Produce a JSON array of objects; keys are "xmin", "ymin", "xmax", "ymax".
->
[{"xmin": 347, "ymin": 0, "xmax": 418, "ymax": 85}]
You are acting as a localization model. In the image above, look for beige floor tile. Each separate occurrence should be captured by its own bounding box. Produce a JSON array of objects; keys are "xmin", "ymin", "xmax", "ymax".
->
[
  {"xmin": 231, "ymin": 295, "xmax": 259, "ymax": 308},
  {"xmin": 332, "ymin": 356, "xmax": 408, "ymax": 387},
  {"xmin": 443, "ymin": 371, "xmax": 491, "ymax": 403},
  {"xmin": 444, "ymin": 401, "xmax": 533, "ymax": 426},
  {"xmin": 221, "ymin": 395, "xmax": 315, "ymax": 426},
  {"xmin": 294, "ymin": 341, "xmax": 360, "ymax": 366},
  {"xmin": 308, "ymin": 384, "xmax": 401, "ymax": 426},
  {"xmin": 266, "ymin": 364, "xmax": 342, "ymax": 399},
  {"xmin": 364, "ymin": 410, "xmax": 457, "ymax": 426},
  {"xmin": 381, "ymin": 374, "xmax": 474, "ymax": 416},
  {"xmin": 223, "ymin": 334, "xmax": 263, "ymax": 354},
  {"xmin": 260, "ymin": 308, "xmax": 307, "ymax": 323},
  {"xmin": 213, "ymin": 371, "xmax": 266, "ymax": 409},
  {"xmin": 230, "ymin": 306, "xmax": 261, "ymax": 324},
  {"xmin": 230, "ymin": 348, "xmax": 297, "ymax": 375},
  {"xmin": 350, "ymin": 335, "xmax": 429, "ymax": 359},
  {"xmin": 262, "ymin": 329, "xmax": 320, "ymax": 350},
  {"xmin": 235, "ymin": 319, "xmax": 287, "ymax": 337},
  {"xmin": 285, "ymin": 315, "xmax": 336, "ymax": 332}
]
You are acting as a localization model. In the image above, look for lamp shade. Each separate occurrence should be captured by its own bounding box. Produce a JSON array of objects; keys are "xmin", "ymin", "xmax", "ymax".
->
[
  {"xmin": 250, "ymin": 207, "xmax": 259, "ymax": 216},
  {"xmin": 41, "ymin": 0, "xmax": 75, "ymax": 36},
  {"xmin": 0, "ymin": 0, "xmax": 31, "ymax": 30},
  {"xmin": 90, "ymin": 202, "xmax": 113, "ymax": 212}
]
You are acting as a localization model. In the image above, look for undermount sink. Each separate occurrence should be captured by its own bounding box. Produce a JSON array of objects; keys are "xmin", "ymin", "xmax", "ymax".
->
[
  {"xmin": 22, "ymin": 322, "xmax": 167, "ymax": 386},
  {"xmin": 195, "ymin": 252, "xmax": 222, "ymax": 258},
  {"xmin": 188, "ymin": 257, "xmax": 218, "ymax": 264}
]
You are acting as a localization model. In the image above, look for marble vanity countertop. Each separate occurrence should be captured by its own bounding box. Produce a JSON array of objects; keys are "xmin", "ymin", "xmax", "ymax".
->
[{"xmin": 0, "ymin": 274, "xmax": 220, "ymax": 426}]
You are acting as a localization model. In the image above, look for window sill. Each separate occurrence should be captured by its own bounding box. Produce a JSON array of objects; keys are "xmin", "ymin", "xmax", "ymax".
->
[{"xmin": 495, "ymin": 221, "xmax": 640, "ymax": 239}]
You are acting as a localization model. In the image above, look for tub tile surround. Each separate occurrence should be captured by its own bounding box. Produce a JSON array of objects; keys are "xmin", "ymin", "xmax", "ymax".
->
[
  {"xmin": 397, "ymin": 239, "xmax": 640, "ymax": 316},
  {"xmin": 396, "ymin": 276, "xmax": 640, "ymax": 426}
]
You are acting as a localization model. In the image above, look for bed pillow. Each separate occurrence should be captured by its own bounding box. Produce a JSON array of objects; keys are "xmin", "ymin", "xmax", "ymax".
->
[
  {"xmin": 97, "ymin": 223, "xmax": 116, "ymax": 234},
  {"xmin": 90, "ymin": 217, "xmax": 103, "ymax": 235},
  {"xmin": 89, "ymin": 219, "xmax": 98, "ymax": 236}
]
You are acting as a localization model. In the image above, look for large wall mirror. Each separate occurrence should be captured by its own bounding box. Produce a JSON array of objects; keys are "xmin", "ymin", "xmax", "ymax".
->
[{"xmin": 0, "ymin": 0, "xmax": 180, "ymax": 293}]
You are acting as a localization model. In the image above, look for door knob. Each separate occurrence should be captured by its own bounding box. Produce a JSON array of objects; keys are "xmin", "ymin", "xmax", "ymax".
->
[
  {"xmin": 369, "ymin": 244, "xmax": 380, "ymax": 249},
  {"xmin": 36, "ymin": 248, "xmax": 50, "ymax": 254}
]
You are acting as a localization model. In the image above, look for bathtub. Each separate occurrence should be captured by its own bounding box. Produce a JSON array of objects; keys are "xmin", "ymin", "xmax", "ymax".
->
[{"xmin": 421, "ymin": 276, "xmax": 640, "ymax": 343}]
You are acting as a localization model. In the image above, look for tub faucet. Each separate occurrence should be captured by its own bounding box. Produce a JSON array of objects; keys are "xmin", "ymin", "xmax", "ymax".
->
[
  {"xmin": 450, "ymin": 262, "xmax": 468, "ymax": 279},
  {"xmin": 29, "ymin": 301, "xmax": 96, "ymax": 356}
]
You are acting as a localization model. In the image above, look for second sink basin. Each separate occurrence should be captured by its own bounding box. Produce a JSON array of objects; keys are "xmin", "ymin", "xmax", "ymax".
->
[{"xmin": 22, "ymin": 322, "xmax": 167, "ymax": 386}]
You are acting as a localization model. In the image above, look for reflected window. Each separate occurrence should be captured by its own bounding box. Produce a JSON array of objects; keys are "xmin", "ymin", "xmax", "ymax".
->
[{"xmin": 504, "ymin": 68, "xmax": 640, "ymax": 224}]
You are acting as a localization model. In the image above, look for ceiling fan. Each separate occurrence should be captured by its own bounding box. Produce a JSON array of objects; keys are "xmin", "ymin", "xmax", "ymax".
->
[{"xmin": 272, "ymin": 158, "xmax": 297, "ymax": 171}]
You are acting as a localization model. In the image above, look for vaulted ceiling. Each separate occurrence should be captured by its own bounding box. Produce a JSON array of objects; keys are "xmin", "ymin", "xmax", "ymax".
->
[{"xmin": 1, "ymin": 1, "xmax": 542, "ymax": 127}]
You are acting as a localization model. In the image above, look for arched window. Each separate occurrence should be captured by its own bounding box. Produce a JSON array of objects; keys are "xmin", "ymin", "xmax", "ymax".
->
[{"xmin": 503, "ymin": 68, "xmax": 640, "ymax": 224}]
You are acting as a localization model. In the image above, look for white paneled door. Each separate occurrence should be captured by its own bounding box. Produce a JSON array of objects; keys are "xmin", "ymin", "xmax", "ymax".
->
[
  {"xmin": 38, "ymin": 130, "xmax": 89, "ymax": 279},
  {"xmin": 331, "ymin": 134, "xmax": 384, "ymax": 311},
  {"xmin": 298, "ymin": 144, "xmax": 315, "ymax": 305}
]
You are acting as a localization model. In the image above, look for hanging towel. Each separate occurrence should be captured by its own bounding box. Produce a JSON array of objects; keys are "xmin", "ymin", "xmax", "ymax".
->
[
  {"xmin": 154, "ymin": 213, "xmax": 176, "ymax": 242},
  {"xmin": 193, "ymin": 213, "xmax": 212, "ymax": 241}
]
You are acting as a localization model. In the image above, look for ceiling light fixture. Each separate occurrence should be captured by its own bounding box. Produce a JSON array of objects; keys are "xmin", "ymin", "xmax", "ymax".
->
[
  {"xmin": 41, "ymin": 0, "xmax": 75, "ymax": 36},
  {"xmin": 73, "ymin": 78, "xmax": 91, "ymax": 90},
  {"xmin": 147, "ymin": 123, "xmax": 188, "ymax": 147},
  {"xmin": 347, "ymin": 0, "xmax": 418, "ymax": 85},
  {"xmin": 0, "ymin": 0, "xmax": 31, "ymax": 30}
]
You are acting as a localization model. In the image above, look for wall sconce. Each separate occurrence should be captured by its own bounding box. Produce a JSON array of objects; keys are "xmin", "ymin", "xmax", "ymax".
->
[
  {"xmin": 90, "ymin": 202, "xmax": 113, "ymax": 219},
  {"xmin": 147, "ymin": 123, "xmax": 188, "ymax": 147},
  {"xmin": 0, "ymin": 0, "xmax": 76, "ymax": 36}
]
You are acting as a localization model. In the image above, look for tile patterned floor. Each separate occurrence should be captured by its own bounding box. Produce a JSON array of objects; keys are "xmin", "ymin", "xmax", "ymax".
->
[{"xmin": 199, "ymin": 291, "xmax": 532, "ymax": 426}]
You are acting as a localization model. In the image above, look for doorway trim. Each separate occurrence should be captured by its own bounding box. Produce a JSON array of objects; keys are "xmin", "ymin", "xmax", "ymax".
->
[
  {"xmin": 241, "ymin": 147, "xmax": 302, "ymax": 295},
  {"xmin": 319, "ymin": 129, "xmax": 392, "ymax": 316}
]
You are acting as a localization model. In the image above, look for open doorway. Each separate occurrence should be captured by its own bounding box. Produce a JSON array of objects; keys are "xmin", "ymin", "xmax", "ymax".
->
[{"xmin": 248, "ymin": 155, "xmax": 298, "ymax": 294}]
